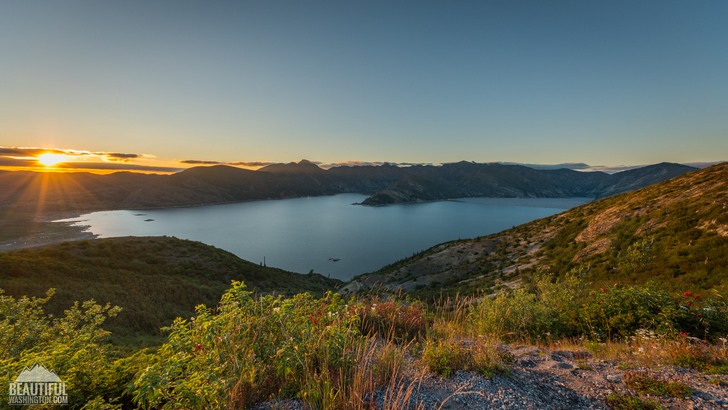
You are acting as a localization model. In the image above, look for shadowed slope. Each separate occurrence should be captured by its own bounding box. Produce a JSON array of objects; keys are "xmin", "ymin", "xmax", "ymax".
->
[{"xmin": 0, "ymin": 236, "xmax": 342, "ymax": 345}]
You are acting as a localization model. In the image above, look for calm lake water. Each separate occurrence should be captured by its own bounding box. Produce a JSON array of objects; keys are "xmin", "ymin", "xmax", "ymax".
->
[{"xmin": 58, "ymin": 194, "xmax": 590, "ymax": 280}]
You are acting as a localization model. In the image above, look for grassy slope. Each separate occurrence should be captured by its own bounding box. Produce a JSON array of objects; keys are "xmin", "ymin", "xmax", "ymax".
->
[
  {"xmin": 355, "ymin": 162, "xmax": 728, "ymax": 298},
  {"xmin": 0, "ymin": 236, "xmax": 342, "ymax": 345}
]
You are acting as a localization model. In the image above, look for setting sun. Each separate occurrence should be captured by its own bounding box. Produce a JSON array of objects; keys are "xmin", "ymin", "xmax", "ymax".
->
[{"xmin": 37, "ymin": 153, "xmax": 68, "ymax": 167}]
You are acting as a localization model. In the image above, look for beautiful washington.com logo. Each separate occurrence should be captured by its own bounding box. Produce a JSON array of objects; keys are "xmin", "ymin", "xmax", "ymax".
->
[{"xmin": 8, "ymin": 364, "xmax": 68, "ymax": 405}]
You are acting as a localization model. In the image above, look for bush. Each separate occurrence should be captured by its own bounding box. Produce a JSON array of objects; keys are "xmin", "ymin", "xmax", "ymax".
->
[
  {"xmin": 0, "ymin": 289, "xmax": 143, "ymax": 408},
  {"xmin": 422, "ymin": 336, "xmax": 508, "ymax": 378},
  {"xmin": 623, "ymin": 371, "xmax": 692, "ymax": 398},
  {"xmin": 467, "ymin": 274, "xmax": 726, "ymax": 342},
  {"xmin": 468, "ymin": 274, "xmax": 585, "ymax": 341},
  {"xmin": 422, "ymin": 339, "xmax": 471, "ymax": 377},
  {"xmin": 133, "ymin": 281, "xmax": 374, "ymax": 409},
  {"xmin": 582, "ymin": 285, "xmax": 681, "ymax": 340}
]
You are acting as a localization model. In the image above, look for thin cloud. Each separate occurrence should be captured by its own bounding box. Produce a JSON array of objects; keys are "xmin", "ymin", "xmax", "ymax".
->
[
  {"xmin": 181, "ymin": 160, "xmax": 275, "ymax": 167},
  {"xmin": 55, "ymin": 162, "xmax": 182, "ymax": 172},
  {"xmin": 325, "ymin": 161, "xmax": 399, "ymax": 168},
  {"xmin": 180, "ymin": 159, "xmax": 222, "ymax": 165},
  {"xmin": 399, "ymin": 162, "xmax": 432, "ymax": 167},
  {"xmin": 99, "ymin": 152, "xmax": 141, "ymax": 161},
  {"xmin": 579, "ymin": 165, "xmax": 643, "ymax": 174},
  {"xmin": 229, "ymin": 161, "xmax": 273, "ymax": 167},
  {"xmin": 0, "ymin": 147, "xmax": 67, "ymax": 156},
  {"xmin": 0, "ymin": 157, "xmax": 36, "ymax": 167}
]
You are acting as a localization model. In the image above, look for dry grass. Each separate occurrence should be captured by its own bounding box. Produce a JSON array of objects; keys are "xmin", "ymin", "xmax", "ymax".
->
[{"xmin": 543, "ymin": 333, "xmax": 728, "ymax": 376}]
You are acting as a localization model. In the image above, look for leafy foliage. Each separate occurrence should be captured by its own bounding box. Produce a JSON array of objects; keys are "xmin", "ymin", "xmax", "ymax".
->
[
  {"xmin": 0, "ymin": 289, "xmax": 146, "ymax": 408},
  {"xmin": 135, "ymin": 282, "xmax": 370, "ymax": 408}
]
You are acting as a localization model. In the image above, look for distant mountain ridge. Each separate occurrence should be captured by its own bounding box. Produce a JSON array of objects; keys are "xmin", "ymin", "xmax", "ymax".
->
[
  {"xmin": 359, "ymin": 162, "xmax": 695, "ymax": 205},
  {"xmin": 0, "ymin": 160, "xmax": 696, "ymax": 214}
]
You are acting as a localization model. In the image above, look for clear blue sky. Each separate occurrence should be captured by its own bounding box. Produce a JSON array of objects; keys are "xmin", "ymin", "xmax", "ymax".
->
[{"xmin": 1, "ymin": 0, "xmax": 727, "ymax": 170}]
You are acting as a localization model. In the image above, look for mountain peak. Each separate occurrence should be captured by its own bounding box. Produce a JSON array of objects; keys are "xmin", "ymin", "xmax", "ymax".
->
[{"xmin": 258, "ymin": 160, "xmax": 324, "ymax": 174}]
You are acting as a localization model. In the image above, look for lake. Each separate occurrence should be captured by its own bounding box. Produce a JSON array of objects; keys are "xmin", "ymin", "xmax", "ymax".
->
[{"xmin": 58, "ymin": 194, "xmax": 590, "ymax": 280}]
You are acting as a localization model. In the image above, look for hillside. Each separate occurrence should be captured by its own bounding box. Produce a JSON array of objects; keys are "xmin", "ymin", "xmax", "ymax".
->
[
  {"xmin": 347, "ymin": 162, "xmax": 727, "ymax": 297},
  {"xmin": 0, "ymin": 236, "xmax": 341, "ymax": 345}
]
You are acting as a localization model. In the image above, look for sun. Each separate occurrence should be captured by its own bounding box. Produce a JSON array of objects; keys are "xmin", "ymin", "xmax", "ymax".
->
[{"xmin": 37, "ymin": 153, "xmax": 68, "ymax": 167}]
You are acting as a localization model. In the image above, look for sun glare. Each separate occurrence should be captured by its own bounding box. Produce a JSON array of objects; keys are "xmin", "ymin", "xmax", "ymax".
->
[{"xmin": 37, "ymin": 153, "xmax": 68, "ymax": 167}]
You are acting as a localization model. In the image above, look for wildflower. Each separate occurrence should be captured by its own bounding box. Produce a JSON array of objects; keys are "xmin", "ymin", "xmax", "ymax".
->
[
  {"xmin": 683, "ymin": 291, "xmax": 693, "ymax": 298},
  {"xmin": 696, "ymin": 313, "xmax": 703, "ymax": 318},
  {"xmin": 694, "ymin": 295, "xmax": 700, "ymax": 300},
  {"xmin": 680, "ymin": 331, "xmax": 687, "ymax": 337},
  {"xmin": 600, "ymin": 288, "xmax": 605, "ymax": 293},
  {"xmin": 195, "ymin": 344, "xmax": 203, "ymax": 351}
]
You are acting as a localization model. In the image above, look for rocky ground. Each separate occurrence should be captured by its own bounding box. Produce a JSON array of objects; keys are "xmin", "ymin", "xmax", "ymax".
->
[
  {"xmin": 399, "ymin": 344, "xmax": 728, "ymax": 409},
  {"xmin": 257, "ymin": 344, "xmax": 728, "ymax": 410}
]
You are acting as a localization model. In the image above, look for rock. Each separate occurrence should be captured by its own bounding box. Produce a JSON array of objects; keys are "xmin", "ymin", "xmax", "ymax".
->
[
  {"xmin": 338, "ymin": 280, "xmax": 366, "ymax": 295},
  {"xmin": 551, "ymin": 350, "xmax": 575, "ymax": 361},
  {"xmin": 606, "ymin": 374, "xmax": 621, "ymax": 383}
]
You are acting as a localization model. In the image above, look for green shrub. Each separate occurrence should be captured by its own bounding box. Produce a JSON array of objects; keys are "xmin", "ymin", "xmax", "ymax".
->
[
  {"xmin": 582, "ymin": 285, "xmax": 681, "ymax": 340},
  {"xmin": 675, "ymin": 291, "xmax": 728, "ymax": 340},
  {"xmin": 133, "ymin": 281, "xmax": 365, "ymax": 409},
  {"xmin": 468, "ymin": 274, "xmax": 587, "ymax": 341},
  {"xmin": 422, "ymin": 337, "xmax": 508, "ymax": 378},
  {"xmin": 467, "ymin": 274, "xmax": 718, "ymax": 342},
  {"xmin": 605, "ymin": 392, "xmax": 663, "ymax": 410},
  {"xmin": 624, "ymin": 371, "xmax": 692, "ymax": 398},
  {"xmin": 422, "ymin": 339, "xmax": 471, "ymax": 377},
  {"xmin": 0, "ymin": 289, "xmax": 144, "ymax": 408}
]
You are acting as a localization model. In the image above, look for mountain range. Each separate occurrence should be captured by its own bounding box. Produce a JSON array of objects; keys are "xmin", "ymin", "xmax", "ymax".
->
[{"xmin": 0, "ymin": 160, "xmax": 696, "ymax": 214}]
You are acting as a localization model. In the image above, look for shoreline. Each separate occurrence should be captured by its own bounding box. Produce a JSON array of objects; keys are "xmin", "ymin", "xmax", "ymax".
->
[{"xmin": 0, "ymin": 219, "xmax": 98, "ymax": 252}]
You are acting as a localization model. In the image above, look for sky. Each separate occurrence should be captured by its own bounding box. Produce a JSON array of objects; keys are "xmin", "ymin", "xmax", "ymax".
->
[{"xmin": 1, "ymin": 0, "xmax": 727, "ymax": 173}]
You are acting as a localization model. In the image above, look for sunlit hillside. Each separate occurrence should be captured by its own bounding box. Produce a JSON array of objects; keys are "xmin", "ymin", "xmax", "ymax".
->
[{"xmin": 352, "ymin": 162, "xmax": 728, "ymax": 297}]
